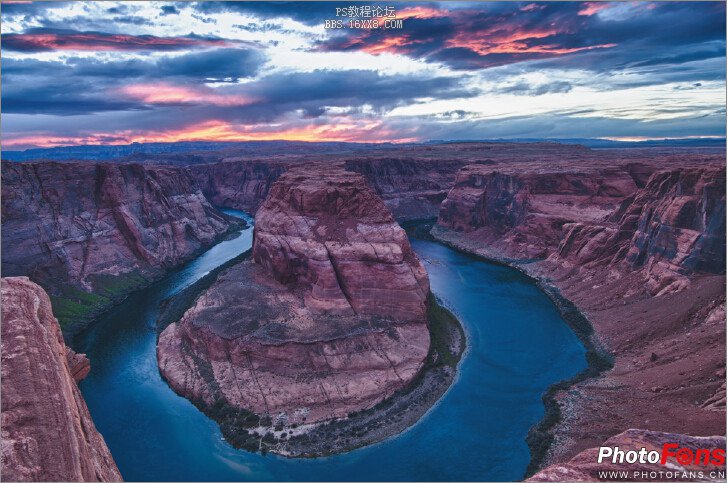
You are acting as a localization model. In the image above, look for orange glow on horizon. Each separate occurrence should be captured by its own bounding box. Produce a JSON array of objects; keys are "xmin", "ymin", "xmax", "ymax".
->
[{"xmin": 2, "ymin": 120, "xmax": 419, "ymax": 149}]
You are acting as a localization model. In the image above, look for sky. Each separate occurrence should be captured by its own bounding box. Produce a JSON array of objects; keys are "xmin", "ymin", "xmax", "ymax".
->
[{"xmin": 1, "ymin": 1, "xmax": 726, "ymax": 149}]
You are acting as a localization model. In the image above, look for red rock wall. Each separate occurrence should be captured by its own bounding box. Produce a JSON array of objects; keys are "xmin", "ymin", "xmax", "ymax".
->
[
  {"xmin": 432, "ymin": 162, "xmax": 727, "ymax": 473},
  {"xmin": 189, "ymin": 160, "xmax": 290, "ymax": 213},
  {"xmin": 436, "ymin": 164, "xmax": 639, "ymax": 259},
  {"xmin": 551, "ymin": 167, "xmax": 726, "ymax": 294},
  {"xmin": 1, "ymin": 277, "xmax": 121, "ymax": 482},
  {"xmin": 1, "ymin": 161, "xmax": 233, "ymax": 328}
]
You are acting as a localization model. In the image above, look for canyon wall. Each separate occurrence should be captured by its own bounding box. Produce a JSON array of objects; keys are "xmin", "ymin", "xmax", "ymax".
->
[
  {"xmin": 343, "ymin": 158, "xmax": 465, "ymax": 220},
  {"xmin": 186, "ymin": 143, "xmax": 613, "ymax": 222},
  {"xmin": 1, "ymin": 161, "xmax": 235, "ymax": 331},
  {"xmin": 435, "ymin": 164, "xmax": 643, "ymax": 260},
  {"xmin": 549, "ymin": 167, "xmax": 726, "ymax": 295},
  {"xmin": 189, "ymin": 160, "xmax": 290, "ymax": 213},
  {"xmin": 188, "ymin": 157, "xmax": 469, "ymax": 220},
  {"xmin": 157, "ymin": 166, "xmax": 433, "ymax": 453},
  {"xmin": 431, "ymin": 162, "xmax": 726, "ymax": 473},
  {"xmin": 1, "ymin": 277, "xmax": 121, "ymax": 482}
]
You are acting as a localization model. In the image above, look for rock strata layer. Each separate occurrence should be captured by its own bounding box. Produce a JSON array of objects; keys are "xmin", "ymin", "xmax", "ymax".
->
[
  {"xmin": 1, "ymin": 277, "xmax": 121, "ymax": 482},
  {"xmin": 436, "ymin": 164, "xmax": 641, "ymax": 260},
  {"xmin": 1, "ymin": 161, "xmax": 234, "ymax": 330},
  {"xmin": 158, "ymin": 166, "xmax": 433, "ymax": 453}
]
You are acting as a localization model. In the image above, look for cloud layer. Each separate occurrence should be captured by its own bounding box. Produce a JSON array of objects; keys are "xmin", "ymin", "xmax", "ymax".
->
[{"xmin": 1, "ymin": 1, "xmax": 725, "ymax": 149}]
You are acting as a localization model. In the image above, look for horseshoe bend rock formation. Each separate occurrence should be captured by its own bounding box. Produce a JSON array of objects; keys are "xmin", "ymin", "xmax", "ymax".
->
[
  {"xmin": 157, "ymin": 166, "xmax": 443, "ymax": 454},
  {"xmin": 1, "ymin": 160, "xmax": 237, "ymax": 332},
  {"xmin": 1, "ymin": 277, "xmax": 121, "ymax": 482}
]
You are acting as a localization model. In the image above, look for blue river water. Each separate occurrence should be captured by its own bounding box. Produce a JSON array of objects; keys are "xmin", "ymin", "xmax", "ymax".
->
[{"xmin": 73, "ymin": 210, "xmax": 586, "ymax": 482}]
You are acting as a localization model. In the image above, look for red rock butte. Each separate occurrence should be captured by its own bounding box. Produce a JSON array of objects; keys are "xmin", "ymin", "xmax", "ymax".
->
[{"xmin": 158, "ymin": 166, "xmax": 431, "ymax": 427}]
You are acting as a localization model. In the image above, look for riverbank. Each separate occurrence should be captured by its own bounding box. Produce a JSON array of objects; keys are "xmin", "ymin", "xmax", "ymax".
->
[
  {"xmin": 156, "ymin": 255, "xmax": 465, "ymax": 457},
  {"xmin": 60, "ymin": 213, "xmax": 248, "ymax": 341},
  {"xmin": 427, "ymin": 222, "xmax": 614, "ymax": 478}
]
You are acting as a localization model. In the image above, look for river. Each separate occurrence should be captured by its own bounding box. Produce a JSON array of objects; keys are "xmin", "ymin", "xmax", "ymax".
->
[{"xmin": 72, "ymin": 209, "xmax": 586, "ymax": 481}]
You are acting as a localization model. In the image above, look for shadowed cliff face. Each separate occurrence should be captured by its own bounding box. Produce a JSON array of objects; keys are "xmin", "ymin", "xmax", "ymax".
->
[
  {"xmin": 551, "ymin": 167, "xmax": 726, "ymax": 295},
  {"xmin": 189, "ymin": 160, "xmax": 290, "ymax": 213},
  {"xmin": 158, "ymin": 166, "xmax": 431, "ymax": 437},
  {"xmin": 343, "ymin": 158, "xmax": 465, "ymax": 221},
  {"xmin": 1, "ymin": 161, "xmax": 234, "ymax": 330},
  {"xmin": 188, "ymin": 157, "xmax": 469, "ymax": 221},
  {"xmin": 1, "ymin": 277, "xmax": 121, "ymax": 482},
  {"xmin": 435, "ymin": 164, "xmax": 640, "ymax": 260}
]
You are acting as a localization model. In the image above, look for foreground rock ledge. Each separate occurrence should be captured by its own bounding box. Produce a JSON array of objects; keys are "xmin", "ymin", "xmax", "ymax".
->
[
  {"xmin": 157, "ymin": 166, "xmax": 464, "ymax": 456},
  {"xmin": 1, "ymin": 277, "xmax": 121, "ymax": 482}
]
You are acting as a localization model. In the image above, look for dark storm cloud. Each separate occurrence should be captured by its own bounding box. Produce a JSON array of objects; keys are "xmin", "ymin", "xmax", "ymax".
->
[
  {"xmin": 247, "ymin": 69, "xmax": 474, "ymax": 108},
  {"xmin": 2, "ymin": 50, "xmax": 475, "ymax": 118},
  {"xmin": 150, "ymin": 69, "xmax": 477, "ymax": 124},
  {"xmin": 3, "ymin": 47, "xmax": 265, "ymax": 81},
  {"xmin": 156, "ymin": 48, "xmax": 265, "ymax": 80},
  {"xmin": 1, "ymin": 27, "xmax": 233, "ymax": 52},
  {"xmin": 2, "ymin": 47, "xmax": 266, "ymax": 115},
  {"xmin": 1, "ymin": 80, "xmax": 148, "ymax": 115},
  {"xmin": 0, "ymin": 1, "xmax": 69, "ymax": 16}
]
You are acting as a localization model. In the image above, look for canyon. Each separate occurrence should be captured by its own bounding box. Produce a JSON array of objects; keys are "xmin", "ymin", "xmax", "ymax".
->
[
  {"xmin": 1, "ymin": 276, "xmax": 121, "ymax": 482},
  {"xmin": 1, "ymin": 161, "xmax": 239, "ymax": 333},
  {"xmin": 1, "ymin": 141, "xmax": 725, "ymax": 479},
  {"xmin": 157, "ymin": 165, "xmax": 463, "ymax": 456}
]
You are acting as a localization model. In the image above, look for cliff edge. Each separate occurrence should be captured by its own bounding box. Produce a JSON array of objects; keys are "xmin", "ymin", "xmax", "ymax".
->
[{"xmin": 1, "ymin": 277, "xmax": 121, "ymax": 482}]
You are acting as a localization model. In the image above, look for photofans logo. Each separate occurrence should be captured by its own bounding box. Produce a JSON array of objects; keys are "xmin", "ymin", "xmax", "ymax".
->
[{"xmin": 596, "ymin": 444, "xmax": 727, "ymax": 481}]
